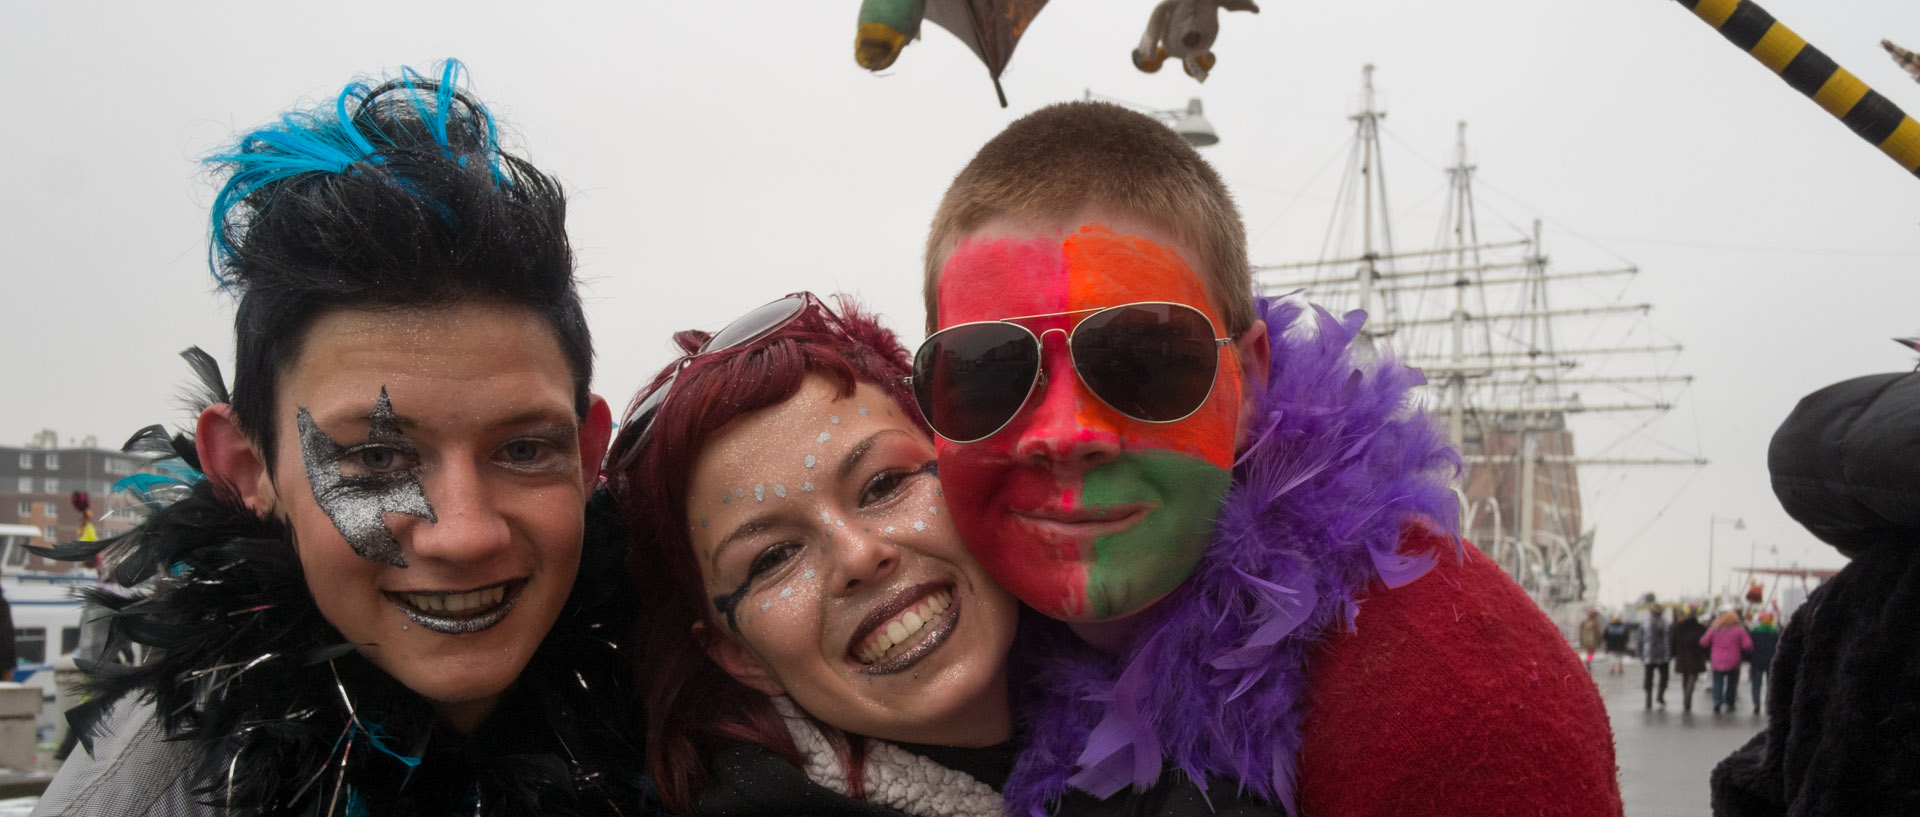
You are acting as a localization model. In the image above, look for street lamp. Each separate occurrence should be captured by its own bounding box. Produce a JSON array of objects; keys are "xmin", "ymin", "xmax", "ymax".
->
[
  {"xmin": 1708, "ymin": 514, "xmax": 1745, "ymax": 604},
  {"xmin": 1083, "ymin": 90, "xmax": 1221, "ymax": 147}
]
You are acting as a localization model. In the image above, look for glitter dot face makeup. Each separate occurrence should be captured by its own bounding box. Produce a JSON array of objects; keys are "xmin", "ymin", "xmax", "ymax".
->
[
  {"xmin": 684, "ymin": 377, "xmax": 1018, "ymax": 748},
  {"xmin": 266, "ymin": 301, "xmax": 608, "ymax": 727}
]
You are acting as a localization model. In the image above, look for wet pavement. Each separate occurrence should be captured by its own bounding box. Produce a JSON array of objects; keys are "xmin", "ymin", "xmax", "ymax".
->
[{"xmin": 1590, "ymin": 657, "xmax": 1768, "ymax": 816}]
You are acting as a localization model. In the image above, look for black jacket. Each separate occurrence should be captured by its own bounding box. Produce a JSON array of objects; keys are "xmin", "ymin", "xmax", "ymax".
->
[
  {"xmin": 34, "ymin": 434, "xmax": 653, "ymax": 817},
  {"xmin": 1711, "ymin": 370, "xmax": 1920, "ymax": 816},
  {"xmin": 1747, "ymin": 629, "xmax": 1781, "ymax": 671},
  {"xmin": 1671, "ymin": 616, "xmax": 1709, "ymax": 675}
]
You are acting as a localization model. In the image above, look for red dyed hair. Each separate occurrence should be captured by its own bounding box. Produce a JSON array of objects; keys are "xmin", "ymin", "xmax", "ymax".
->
[{"xmin": 605, "ymin": 295, "xmax": 920, "ymax": 814}]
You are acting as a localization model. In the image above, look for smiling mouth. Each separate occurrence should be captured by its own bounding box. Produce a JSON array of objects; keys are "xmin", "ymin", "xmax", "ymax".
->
[
  {"xmin": 1013, "ymin": 504, "xmax": 1153, "ymax": 538},
  {"xmin": 384, "ymin": 580, "xmax": 523, "ymax": 635},
  {"xmin": 848, "ymin": 583, "xmax": 958, "ymax": 675}
]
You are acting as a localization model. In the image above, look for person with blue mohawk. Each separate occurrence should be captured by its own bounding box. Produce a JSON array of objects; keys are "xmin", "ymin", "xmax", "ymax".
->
[{"xmin": 30, "ymin": 61, "xmax": 655, "ymax": 817}]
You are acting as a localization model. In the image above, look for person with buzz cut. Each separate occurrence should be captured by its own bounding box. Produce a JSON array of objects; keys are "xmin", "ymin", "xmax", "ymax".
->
[{"xmin": 913, "ymin": 101, "xmax": 1622, "ymax": 816}]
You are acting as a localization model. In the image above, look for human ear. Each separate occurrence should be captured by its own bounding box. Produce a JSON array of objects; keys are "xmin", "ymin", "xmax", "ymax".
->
[
  {"xmin": 579, "ymin": 394, "xmax": 613, "ymax": 491},
  {"xmin": 1231, "ymin": 318, "xmax": 1271, "ymax": 449},
  {"xmin": 194, "ymin": 403, "xmax": 274, "ymax": 516},
  {"xmin": 695, "ymin": 620, "xmax": 785, "ymax": 697}
]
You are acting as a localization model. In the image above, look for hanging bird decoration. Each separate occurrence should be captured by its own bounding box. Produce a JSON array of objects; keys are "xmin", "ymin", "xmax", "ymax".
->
[
  {"xmin": 1132, "ymin": 0, "xmax": 1260, "ymax": 83},
  {"xmin": 1668, "ymin": 0, "xmax": 1920, "ymax": 180},
  {"xmin": 1886, "ymin": 40, "xmax": 1920, "ymax": 85},
  {"xmin": 854, "ymin": 0, "xmax": 1050, "ymax": 108}
]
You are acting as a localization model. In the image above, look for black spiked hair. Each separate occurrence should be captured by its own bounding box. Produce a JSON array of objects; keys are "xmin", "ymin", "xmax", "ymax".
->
[{"xmin": 206, "ymin": 60, "xmax": 591, "ymax": 467}]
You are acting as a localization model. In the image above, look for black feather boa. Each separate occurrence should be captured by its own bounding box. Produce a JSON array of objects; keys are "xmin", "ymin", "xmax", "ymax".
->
[{"xmin": 58, "ymin": 479, "xmax": 653, "ymax": 816}]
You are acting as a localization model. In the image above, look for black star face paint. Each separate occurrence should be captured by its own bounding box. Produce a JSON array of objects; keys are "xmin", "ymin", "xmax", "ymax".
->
[
  {"xmin": 296, "ymin": 387, "xmax": 438, "ymax": 567},
  {"xmin": 713, "ymin": 582, "xmax": 751, "ymax": 635}
]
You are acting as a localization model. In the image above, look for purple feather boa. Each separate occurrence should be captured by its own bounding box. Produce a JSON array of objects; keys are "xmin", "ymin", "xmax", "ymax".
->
[{"xmin": 1003, "ymin": 297, "xmax": 1462, "ymax": 816}]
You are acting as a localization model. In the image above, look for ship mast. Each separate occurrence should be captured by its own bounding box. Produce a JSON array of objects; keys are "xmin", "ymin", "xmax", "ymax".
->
[
  {"xmin": 1343, "ymin": 64, "xmax": 1401, "ymax": 337},
  {"xmin": 1445, "ymin": 121, "xmax": 1475, "ymax": 450},
  {"xmin": 1252, "ymin": 67, "xmax": 1706, "ymax": 619}
]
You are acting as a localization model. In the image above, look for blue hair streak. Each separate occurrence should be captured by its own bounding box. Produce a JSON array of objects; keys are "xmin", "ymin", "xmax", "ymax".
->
[{"xmin": 203, "ymin": 59, "xmax": 505, "ymax": 287}]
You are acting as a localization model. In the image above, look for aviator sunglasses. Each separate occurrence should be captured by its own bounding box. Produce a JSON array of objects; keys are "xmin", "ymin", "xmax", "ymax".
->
[
  {"xmin": 909, "ymin": 301, "xmax": 1236, "ymax": 444},
  {"xmin": 607, "ymin": 292, "xmax": 836, "ymax": 472}
]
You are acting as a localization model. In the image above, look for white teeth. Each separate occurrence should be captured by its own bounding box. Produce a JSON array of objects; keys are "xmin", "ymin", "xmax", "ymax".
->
[
  {"xmin": 855, "ymin": 590, "xmax": 953, "ymax": 665},
  {"xmin": 404, "ymin": 584, "xmax": 507, "ymax": 616}
]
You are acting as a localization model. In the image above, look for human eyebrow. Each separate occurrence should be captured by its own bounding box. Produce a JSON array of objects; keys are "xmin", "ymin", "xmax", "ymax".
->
[
  {"xmin": 836, "ymin": 429, "xmax": 912, "ymax": 483},
  {"xmin": 710, "ymin": 514, "xmax": 781, "ymax": 572},
  {"xmin": 499, "ymin": 411, "xmax": 578, "ymax": 435}
]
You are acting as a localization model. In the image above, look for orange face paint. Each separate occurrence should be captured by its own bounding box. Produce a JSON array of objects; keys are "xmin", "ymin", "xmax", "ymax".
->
[{"xmin": 932, "ymin": 221, "xmax": 1242, "ymax": 622}]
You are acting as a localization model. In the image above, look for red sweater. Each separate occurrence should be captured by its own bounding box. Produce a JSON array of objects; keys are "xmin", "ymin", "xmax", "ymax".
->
[{"xmin": 1298, "ymin": 529, "xmax": 1623, "ymax": 816}]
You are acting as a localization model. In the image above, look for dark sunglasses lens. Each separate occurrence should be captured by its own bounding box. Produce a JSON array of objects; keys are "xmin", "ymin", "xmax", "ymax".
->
[
  {"xmin": 1073, "ymin": 304, "xmax": 1220, "ymax": 421},
  {"xmin": 914, "ymin": 323, "xmax": 1041, "ymax": 442},
  {"xmin": 612, "ymin": 371, "xmax": 676, "ymax": 462},
  {"xmin": 704, "ymin": 295, "xmax": 809, "ymax": 352}
]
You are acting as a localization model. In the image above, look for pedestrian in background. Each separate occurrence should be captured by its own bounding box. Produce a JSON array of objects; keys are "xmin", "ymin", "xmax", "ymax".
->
[
  {"xmin": 1578, "ymin": 608, "xmax": 1604, "ymax": 667},
  {"xmin": 1641, "ymin": 605, "xmax": 1672, "ymax": 709},
  {"xmin": 1603, "ymin": 615, "xmax": 1631, "ymax": 675},
  {"xmin": 1703, "ymin": 610, "xmax": 1754, "ymax": 714},
  {"xmin": 1671, "ymin": 607, "xmax": 1709, "ymax": 713},
  {"xmin": 1746, "ymin": 612, "xmax": 1781, "ymax": 715}
]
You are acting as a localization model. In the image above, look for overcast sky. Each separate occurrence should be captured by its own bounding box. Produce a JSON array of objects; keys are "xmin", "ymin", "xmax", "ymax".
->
[{"xmin": 4, "ymin": 1, "xmax": 1915, "ymax": 606}]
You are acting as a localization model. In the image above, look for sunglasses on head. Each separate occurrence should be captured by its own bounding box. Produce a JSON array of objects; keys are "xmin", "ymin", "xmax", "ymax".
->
[
  {"xmin": 908, "ymin": 301, "xmax": 1235, "ymax": 444},
  {"xmin": 607, "ymin": 292, "xmax": 836, "ymax": 473}
]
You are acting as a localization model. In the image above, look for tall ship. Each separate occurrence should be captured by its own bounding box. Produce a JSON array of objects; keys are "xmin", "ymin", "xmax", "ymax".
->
[{"xmin": 1251, "ymin": 66, "xmax": 1705, "ymax": 632}]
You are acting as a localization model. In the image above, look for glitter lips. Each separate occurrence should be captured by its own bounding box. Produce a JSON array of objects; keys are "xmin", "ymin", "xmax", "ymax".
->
[
  {"xmin": 848, "ymin": 582, "xmax": 960, "ymax": 675},
  {"xmin": 384, "ymin": 579, "xmax": 523, "ymax": 635}
]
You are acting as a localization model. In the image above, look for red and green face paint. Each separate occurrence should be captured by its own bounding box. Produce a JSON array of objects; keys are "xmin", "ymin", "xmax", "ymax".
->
[{"xmin": 933, "ymin": 222, "xmax": 1240, "ymax": 621}]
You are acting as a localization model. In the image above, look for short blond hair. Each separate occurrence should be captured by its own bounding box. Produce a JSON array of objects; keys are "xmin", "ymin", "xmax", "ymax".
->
[{"xmin": 923, "ymin": 101, "xmax": 1252, "ymax": 334}]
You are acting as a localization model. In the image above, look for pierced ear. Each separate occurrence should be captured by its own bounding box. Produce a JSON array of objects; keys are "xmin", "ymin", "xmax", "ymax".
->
[
  {"xmin": 194, "ymin": 404, "xmax": 274, "ymax": 516},
  {"xmin": 695, "ymin": 619, "xmax": 785, "ymax": 697},
  {"xmin": 580, "ymin": 394, "xmax": 613, "ymax": 491},
  {"xmin": 1231, "ymin": 318, "xmax": 1272, "ymax": 450}
]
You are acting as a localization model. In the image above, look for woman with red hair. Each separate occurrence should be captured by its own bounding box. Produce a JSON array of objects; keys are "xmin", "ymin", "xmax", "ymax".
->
[
  {"xmin": 604, "ymin": 294, "xmax": 1022, "ymax": 816},
  {"xmin": 607, "ymin": 293, "xmax": 1287, "ymax": 816}
]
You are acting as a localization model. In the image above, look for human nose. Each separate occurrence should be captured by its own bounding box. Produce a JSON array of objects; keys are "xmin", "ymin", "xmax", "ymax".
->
[
  {"xmin": 1011, "ymin": 330, "xmax": 1121, "ymax": 470},
  {"xmin": 828, "ymin": 525, "xmax": 901, "ymax": 595},
  {"xmin": 402, "ymin": 460, "xmax": 511, "ymax": 564}
]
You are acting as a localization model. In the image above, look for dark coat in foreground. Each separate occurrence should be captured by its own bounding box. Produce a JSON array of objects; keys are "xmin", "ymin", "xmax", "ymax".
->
[{"xmin": 1710, "ymin": 370, "xmax": 1920, "ymax": 817}]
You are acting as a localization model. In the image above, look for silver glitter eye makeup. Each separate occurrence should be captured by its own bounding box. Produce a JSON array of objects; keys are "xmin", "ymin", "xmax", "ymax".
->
[{"xmin": 296, "ymin": 387, "xmax": 436, "ymax": 567}]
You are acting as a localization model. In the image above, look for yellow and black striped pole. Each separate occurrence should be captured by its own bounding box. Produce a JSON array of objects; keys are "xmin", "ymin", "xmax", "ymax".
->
[{"xmin": 1674, "ymin": 0, "xmax": 1920, "ymax": 179}]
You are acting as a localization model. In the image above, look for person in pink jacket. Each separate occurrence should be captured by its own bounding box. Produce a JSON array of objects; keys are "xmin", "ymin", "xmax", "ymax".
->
[{"xmin": 1702, "ymin": 611, "xmax": 1754, "ymax": 714}]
